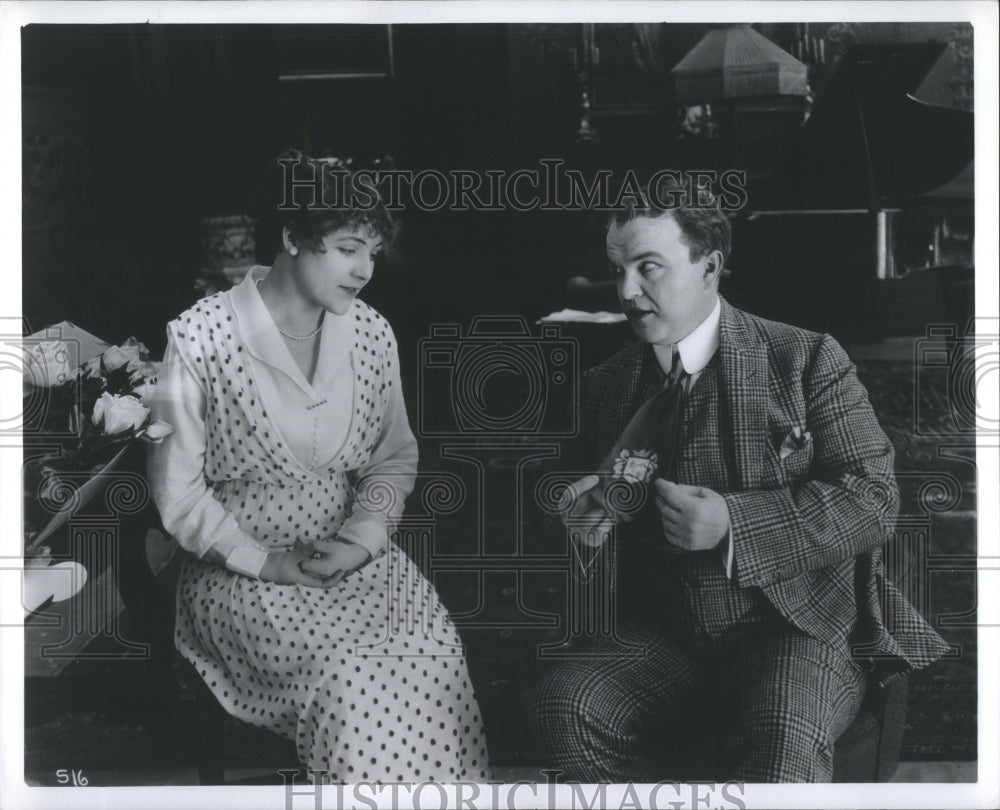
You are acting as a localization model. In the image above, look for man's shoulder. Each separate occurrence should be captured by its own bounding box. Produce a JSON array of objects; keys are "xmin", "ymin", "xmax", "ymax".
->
[
  {"xmin": 728, "ymin": 303, "xmax": 821, "ymax": 344},
  {"xmin": 583, "ymin": 342, "xmax": 643, "ymax": 386},
  {"xmin": 726, "ymin": 302, "xmax": 831, "ymax": 363},
  {"xmin": 726, "ymin": 303, "xmax": 860, "ymax": 392}
]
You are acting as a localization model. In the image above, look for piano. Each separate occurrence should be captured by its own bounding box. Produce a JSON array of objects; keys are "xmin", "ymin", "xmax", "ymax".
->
[{"xmin": 731, "ymin": 42, "xmax": 975, "ymax": 340}]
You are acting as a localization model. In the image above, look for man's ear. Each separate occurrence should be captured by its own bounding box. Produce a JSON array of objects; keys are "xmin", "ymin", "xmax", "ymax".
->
[
  {"xmin": 703, "ymin": 249, "xmax": 724, "ymax": 286},
  {"xmin": 281, "ymin": 225, "xmax": 298, "ymax": 256}
]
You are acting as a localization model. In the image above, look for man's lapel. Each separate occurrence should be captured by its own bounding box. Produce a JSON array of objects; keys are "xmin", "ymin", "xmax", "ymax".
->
[
  {"xmin": 589, "ymin": 343, "xmax": 648, "ymax": 450},
  {"xmin": 718, "ymin": 298, "xmax": 770, "ymax": 490}
]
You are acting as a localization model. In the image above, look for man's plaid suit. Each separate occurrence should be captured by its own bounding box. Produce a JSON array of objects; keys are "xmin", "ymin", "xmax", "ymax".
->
[{"xmin": 531, "ymin": 298, "xmax": 948, "ymax": 782}]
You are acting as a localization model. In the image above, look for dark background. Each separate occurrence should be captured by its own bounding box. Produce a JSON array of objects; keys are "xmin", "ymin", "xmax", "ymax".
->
[{"xmin": 22, "ymin": 22, "xmax": 978, "ymax": 777}]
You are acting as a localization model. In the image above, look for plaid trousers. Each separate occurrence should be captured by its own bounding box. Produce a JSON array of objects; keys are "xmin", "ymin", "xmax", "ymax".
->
[{"xmin": 529, "ymin": 616, "xmax": 866, "ymax": 783}]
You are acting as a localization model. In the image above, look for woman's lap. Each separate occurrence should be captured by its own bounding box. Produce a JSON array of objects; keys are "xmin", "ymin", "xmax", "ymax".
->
[{"xmin": 174, "ymin": 549, "xmax": 489, "ymax": 780}]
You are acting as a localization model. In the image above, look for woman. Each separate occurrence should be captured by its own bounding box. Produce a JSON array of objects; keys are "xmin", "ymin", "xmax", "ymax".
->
[{"xmin": 148, "ymin": 154, "xmax": 489, "ymax": 782}]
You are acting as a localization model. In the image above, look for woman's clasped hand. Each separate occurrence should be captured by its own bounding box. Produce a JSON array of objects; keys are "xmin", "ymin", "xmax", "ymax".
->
[{"xmin": 258, "ymin": 538, "xmax": 371, "ymax": 587}]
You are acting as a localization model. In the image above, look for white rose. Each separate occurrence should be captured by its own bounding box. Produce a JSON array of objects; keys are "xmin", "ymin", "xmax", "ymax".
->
[
  {"xmin": 129, "ymin": 361, "xmax": 158, "ymax": 385},
  {"xmin": 91, "ymin": 392, "xmax": 149, "ymax": 435},
  {"xmin": 121, "ymin": 339, "xmax": 150, "ymax": 374},
  {"xmin": 23, "ymin": 340, "xmax": 71, "ymax": 388},
  {"xmin": 101, "ymin": 343, "xmax": 142, "ymax": 374},
  {"xmin": 100, "ymin": 346, "xmax": 129, "ymax": 373},
  {"xmin": 131, "ymin": 379, "xmax": 157, "ymax": 405},
  {"xmin": 141, "ymin": 420, "xmax": 175, "ymax": 443}
]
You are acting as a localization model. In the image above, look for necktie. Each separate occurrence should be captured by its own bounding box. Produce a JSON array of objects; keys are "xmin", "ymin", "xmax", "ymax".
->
[
  {"xmin": 597, "ymin": 350, "xmax": 688, "ymax": 513},
  {"xmin": 569, "ymin": 350, "xmax": 689, "ymax": 576}
]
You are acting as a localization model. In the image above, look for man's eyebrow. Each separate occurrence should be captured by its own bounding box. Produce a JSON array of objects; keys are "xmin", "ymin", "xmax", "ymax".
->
[{"xmin": 628, "ymin": 250, "xmax": 666, "ymax": 263}]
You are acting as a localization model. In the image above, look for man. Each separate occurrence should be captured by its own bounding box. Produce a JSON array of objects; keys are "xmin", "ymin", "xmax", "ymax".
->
[{"xmin": 530, "ymin": 182, "xmax": 948, "ymax": 783}]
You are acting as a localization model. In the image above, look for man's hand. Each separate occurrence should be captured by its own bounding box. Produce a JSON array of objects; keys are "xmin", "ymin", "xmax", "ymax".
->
[
  {"xmin": 296, "ymin": 538, "xmax": 372, "ymax": 585},
  {"xmin": 653, "ymin": 479, "xmax": 731, "ymax": 551},
  {"xmin": 559, "ymin": 474, "xmax": 615, "ymax": 547}
]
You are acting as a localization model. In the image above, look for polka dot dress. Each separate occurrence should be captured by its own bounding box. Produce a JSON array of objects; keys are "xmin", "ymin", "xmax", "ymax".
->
[{"xmin": 167, "ymin": 289, "xmax": 490, "ymax": 782}]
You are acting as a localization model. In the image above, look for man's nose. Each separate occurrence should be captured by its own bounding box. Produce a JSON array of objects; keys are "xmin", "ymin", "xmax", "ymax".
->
[{"xmin": 619, "ymin": 269, "xmax": 642, "ymax": 302}]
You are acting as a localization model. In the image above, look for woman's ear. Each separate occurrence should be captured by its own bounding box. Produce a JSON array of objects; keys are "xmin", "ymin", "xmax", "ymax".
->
[
  {"xmin": 282, "ymin": 225, "xmax": 299, "ymax": 257},
  {"xmin": 703, "ymin": 249, "xmax": 724, "ymax": 286}
]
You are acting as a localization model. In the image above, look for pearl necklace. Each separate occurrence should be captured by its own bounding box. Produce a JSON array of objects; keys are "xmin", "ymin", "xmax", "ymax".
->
[
  {"xmin": 256, "ymin": 279, "xmax": 322, "ymax": 340},
  {"xmin": 278, "ymin": 323, "xmax": 322, "ymax": 341}
]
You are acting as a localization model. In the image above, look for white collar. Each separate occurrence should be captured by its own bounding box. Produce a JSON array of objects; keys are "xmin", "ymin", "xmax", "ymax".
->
[
  {"xmin": 652, "ymin": 295, "xmax": 721, "ymax": 376},
  {"xmin": 230, "ymin": 265, "xmax": 353, "ymax": 393}
]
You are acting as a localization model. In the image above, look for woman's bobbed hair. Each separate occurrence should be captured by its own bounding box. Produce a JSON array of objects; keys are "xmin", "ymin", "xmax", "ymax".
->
[{"xmin": 254, "ymin": 149, "xmax": 399, "ymax": 263}]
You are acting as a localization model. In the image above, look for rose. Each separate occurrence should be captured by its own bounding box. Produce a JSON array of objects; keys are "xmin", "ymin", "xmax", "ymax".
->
[
  {"xmin": 131, "ymin": 379, "xmax": 157, "ymax": 405},
  {"xmin": 140, "ymin": 420, "xmax": 174, "ymax": 442},
  {"xmin": 91, "ymin": 392, "xmax": 149, "ymax": 435},
  {"xmin": 23, "ymin": 340, "xmax": 71, "ymax": 388},
  {"xmin": 101, "ymin": 344, "xmax": 142, "ymax": 374},
  {"xmin": 129, "ymin": 361, "xmax": 158, "ymax": 385}
]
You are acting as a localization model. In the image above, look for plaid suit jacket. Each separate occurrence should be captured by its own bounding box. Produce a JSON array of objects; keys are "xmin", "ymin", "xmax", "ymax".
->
[{"xmin": 559, "ymin": 297, "xmax": 948, "ymax": 679}]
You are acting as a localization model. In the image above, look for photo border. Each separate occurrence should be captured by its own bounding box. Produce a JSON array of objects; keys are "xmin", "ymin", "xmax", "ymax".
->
[{"xmin": 2, "ymin": 2, "xmax": 997, "ymax": 809}]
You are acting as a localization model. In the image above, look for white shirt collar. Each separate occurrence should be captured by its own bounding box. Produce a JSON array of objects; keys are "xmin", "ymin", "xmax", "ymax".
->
[{"xmin": 652, "ymin": 295, "xmax": 721, "ymax": 377}]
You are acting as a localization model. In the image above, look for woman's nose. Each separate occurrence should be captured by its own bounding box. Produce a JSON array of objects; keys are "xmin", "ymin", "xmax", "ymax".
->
[{"xmin": 353, "ymin": 255, "xmax": 374, "ymax": 281}]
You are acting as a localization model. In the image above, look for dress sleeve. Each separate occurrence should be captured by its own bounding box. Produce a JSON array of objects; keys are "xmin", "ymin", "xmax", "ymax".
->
[
  {"xmin": 337, "ymin": 335, "xmax": 419, "ymax": 561},
  {"xmin": 147, "ymin": 330, "xmax": 269, "ymax": 578}
]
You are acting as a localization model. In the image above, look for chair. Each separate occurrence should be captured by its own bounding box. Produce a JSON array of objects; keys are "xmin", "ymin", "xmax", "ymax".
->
[
  {"xmin": 641, "ymin": 671, "xmax": 909, "ymax": 782},
  {"xmin": 832, "ymin": 673, "xmax": 909, "ymax": 782},
  {"xmin": 113, "ymin": 476, "xmax": 297, "ymax": 785}
]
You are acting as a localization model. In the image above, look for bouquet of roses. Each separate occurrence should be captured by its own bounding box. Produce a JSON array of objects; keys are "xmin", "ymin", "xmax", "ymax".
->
[{"xmin": 22, "ymin": 332, "xmax": 174, "ymax": 551}]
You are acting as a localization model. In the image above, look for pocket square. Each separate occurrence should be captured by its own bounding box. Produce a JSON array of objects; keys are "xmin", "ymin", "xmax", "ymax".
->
[{"xmin": 779, "ymin": 426, "xmax": 812, "ymax": 460}]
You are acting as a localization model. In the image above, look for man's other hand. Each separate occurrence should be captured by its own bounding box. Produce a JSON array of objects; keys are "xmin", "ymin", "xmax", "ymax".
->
[{"xmin": 653, "ymin": 479, "xmax": 731, "ymax": 551}]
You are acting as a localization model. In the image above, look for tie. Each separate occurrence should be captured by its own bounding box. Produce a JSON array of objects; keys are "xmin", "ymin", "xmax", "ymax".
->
[
  {"xmin": 657, "ymin": 350, "xmax": 689, "ymax": 480},
  {"xmin": 593, "ymin": 349, "xmax": 688, "ymax": 521},
  {"xmin": 569, "ymin": 350, "xmax": 689, "ymax": 578}
]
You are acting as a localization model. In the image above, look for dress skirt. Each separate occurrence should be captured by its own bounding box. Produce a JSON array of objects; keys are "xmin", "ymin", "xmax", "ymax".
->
[{"xmin": 175, "ymin": 545, "xmax": 491, "ymax": 783}]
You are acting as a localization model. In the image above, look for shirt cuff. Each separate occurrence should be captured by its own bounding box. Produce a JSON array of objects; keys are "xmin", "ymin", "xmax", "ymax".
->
[
  {"xmin": 337, "ymin": 516, "xmax": 387, "ymax": 563},
  {"xmin": 722, "ymin": 528, "xmax": 735, "ymax": 579},
  {"xmin": 225, "ymin": 545, "xmax": 269, "ymax": 579}
]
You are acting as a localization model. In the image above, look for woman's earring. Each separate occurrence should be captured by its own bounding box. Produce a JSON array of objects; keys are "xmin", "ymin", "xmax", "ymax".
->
[{"xmin": 289, "ymin": 247, "xmax": 298, "ymax": 256}]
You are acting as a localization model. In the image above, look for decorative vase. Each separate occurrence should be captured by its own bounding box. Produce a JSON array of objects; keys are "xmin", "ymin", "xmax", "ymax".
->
[{"xmin": 199, "ymin": 214, "xmax": 256, "ymax": 285}]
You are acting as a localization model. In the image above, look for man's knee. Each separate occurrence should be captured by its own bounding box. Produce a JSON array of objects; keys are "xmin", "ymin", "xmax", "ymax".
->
[{"xmin": 529, "ymin": 662, "xmax": 634, "ymax": 743}]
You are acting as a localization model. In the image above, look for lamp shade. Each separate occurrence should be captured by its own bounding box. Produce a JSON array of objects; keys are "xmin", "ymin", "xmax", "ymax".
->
[{"xmin": 670, "ymin": 25, "xmax": 808, "ymax": 102}]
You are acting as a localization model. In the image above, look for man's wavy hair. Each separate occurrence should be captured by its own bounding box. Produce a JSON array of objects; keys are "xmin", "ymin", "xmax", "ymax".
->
[
  {"xmin": 608, "ymin": 175, "xmax": 732, "ymax": 276},
  {"xmin": 254, "ymin": 149, "xmax": 400, "ymax": 264}
]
